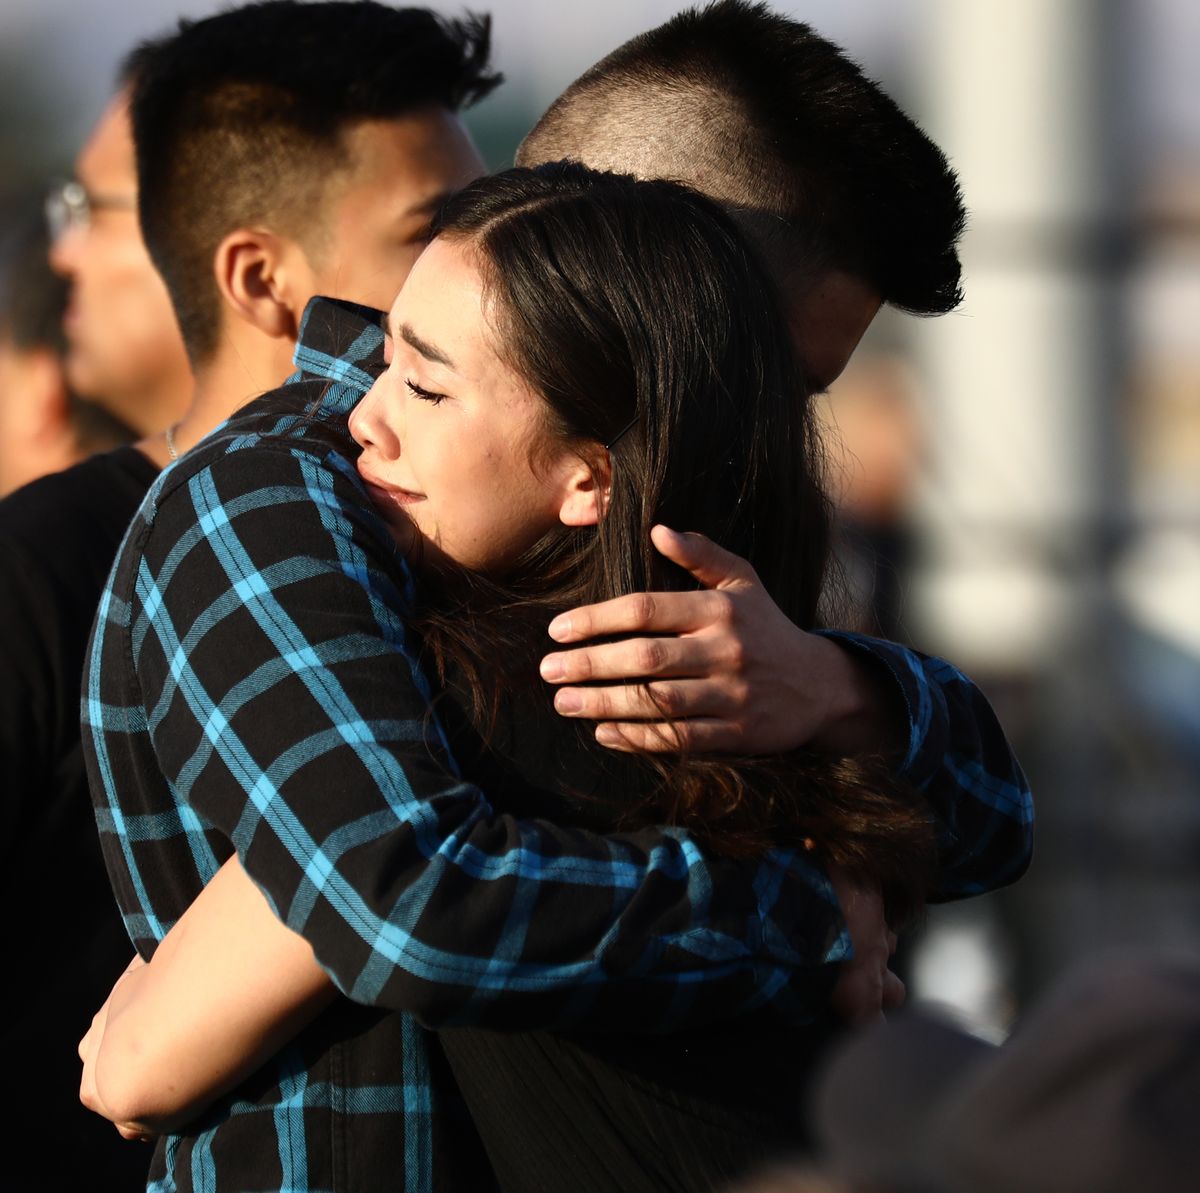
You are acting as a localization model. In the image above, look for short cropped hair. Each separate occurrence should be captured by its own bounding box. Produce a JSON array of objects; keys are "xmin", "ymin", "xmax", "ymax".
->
[
  {"xmin": 518, "ymin": 0, "xmax": 965, "ymax": 314},
  {"xmin": 126, "ymin": 1, "xmax": 500, "ymax": 362}
]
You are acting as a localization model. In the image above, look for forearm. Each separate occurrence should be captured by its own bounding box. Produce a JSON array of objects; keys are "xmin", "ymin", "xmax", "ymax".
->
[
  {"xmin": 87, "ymin": 856, "xmax": 336, "ymax": 1131},
  {"xmin": 804, "ymin": 631, "xmax": 907, "ymax": 759},
  {"xmin": 229, "ymin": 786, "xmax": 845, "ymax": 1031}
]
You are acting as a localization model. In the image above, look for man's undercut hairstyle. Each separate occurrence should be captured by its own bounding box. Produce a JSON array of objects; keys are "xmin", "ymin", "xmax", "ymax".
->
[
  {"xmin": 518, "ymin": 0, "xmax": 965, "ymax": 315},
  {"xmin": 126, "ymin": 1, "xmax": 499, "ymax": 362}
]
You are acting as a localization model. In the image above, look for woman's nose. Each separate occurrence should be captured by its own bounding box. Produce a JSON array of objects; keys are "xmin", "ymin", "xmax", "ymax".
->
[{"xmin": 348, "ymin": 377, "xmax": 397, "ymax": 453}]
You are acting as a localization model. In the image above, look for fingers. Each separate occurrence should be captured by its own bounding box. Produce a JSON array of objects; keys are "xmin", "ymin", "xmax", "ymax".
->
[
  {"xmin": 553, "ymin": 678, "xmax": 740, "ymax": 723},
  {"xmin": 545, "ymin": 529, "xmax": 760, "ymax": 643},
  {"xmin": 649, "ymin": 525, "xmax": 757, "ymax": 590},
  {"xmin": 591, "ymin": 718, "xmax": 741, "ymax": 754},
  {"xmin": 79, "ymin": 1005, "xmax": 105, "ymax": 1062},
  {"xmin": 79, "ymin": 1038, "xmax": 100, "ymax": 1112},
  {"xmin": 828, "ymin": 966, "xmax": 885, "ymax": 1026},
  {"xmin": 542, "ymin": 631, "xmax": 730, "ymax": 684},
  {"xmin": 547, "ymin": 587, "xmax": 729, "ymax": 644},
  {"xmin": 882, "ymin": 970, "xmax": 907, "ymax": 1011},
  {"xmin": 828, "ymin": 965, "xmax": 905, "ymax": 1025},
  {"xmin": 115, "ymin": 1123, "xmax": 156, "ymax": 1143}
]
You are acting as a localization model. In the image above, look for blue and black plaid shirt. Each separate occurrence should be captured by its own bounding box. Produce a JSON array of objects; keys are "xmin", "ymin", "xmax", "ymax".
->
[{"xmin": 83, "ymin": 297, "xmax": 1031, "ymax": 1192}]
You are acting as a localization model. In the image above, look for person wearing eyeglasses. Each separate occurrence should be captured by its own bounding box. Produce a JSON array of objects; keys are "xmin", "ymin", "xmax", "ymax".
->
[
  {"xmin": 0, "ymin": 86, "xmax": 192, "ymax": 1190},
  {"xmin": 45, "ymin": 88, "xmax": 193, "ymax": 439},
  {"xmin": 0, "ymin": 205, "xmax": 133, "ymax": 497}
]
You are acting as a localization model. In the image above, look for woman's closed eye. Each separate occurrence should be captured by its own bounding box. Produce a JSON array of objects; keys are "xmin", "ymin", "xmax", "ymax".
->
[{"xmin": 405, "ymin": 378, "xmax": 448, "ymax": 405}]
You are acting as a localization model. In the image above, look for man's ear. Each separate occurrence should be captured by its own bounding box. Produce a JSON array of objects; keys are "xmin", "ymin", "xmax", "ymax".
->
[
  {"xmin": 557, "ymin": 452, "xmax": 612, "ymax": 527},
  {"xmin": 212, "ymin": 228, "xmax": 310, "ymax": 342}
]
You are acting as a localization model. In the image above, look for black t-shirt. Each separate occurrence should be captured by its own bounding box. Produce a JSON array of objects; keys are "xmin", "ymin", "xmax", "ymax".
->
[
  {"xmin": 0, "ymin": 445, "xmax": 158, "ymax": 1188},
  {"xmin": 435, "ymin": 668, "xmax": 839, "ymax": 1193}
]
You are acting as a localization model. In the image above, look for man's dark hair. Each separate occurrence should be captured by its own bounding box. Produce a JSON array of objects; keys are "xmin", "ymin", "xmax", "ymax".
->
[
  {"xmin": 126, "ymin": 1, "xmax": 500, "ymax": 362},
  {"xmin": 518, "ymin": 0, "xmax": 965, "ymax": 315}
]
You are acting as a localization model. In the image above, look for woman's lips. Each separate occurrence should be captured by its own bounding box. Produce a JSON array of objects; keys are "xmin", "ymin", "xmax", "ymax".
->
[{"xmin": 360, "ymin": 474, "xmax": 426, "ymax": 509}]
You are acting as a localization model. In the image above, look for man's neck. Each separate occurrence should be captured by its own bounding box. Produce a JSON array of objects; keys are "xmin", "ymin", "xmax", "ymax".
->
[{"xmin": 135, "ymin": 335, "xmax": 296, "ymax": 469}]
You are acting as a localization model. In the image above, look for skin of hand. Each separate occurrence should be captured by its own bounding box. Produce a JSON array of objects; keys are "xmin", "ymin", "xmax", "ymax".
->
[
  {"xmin": 539, "ymin": 525, "xmax": 905, "ymax": 757},
  {"xmin": 77, "ymin": 856, "xmax": 335, "ymax": 1135},
  {"xmin": 79, "ymin": 954, "xmax": 156, "ymax": 1141},
  {"xmin": 825, "ymin": 866, "xmax": 905, "ymax": 1024}
]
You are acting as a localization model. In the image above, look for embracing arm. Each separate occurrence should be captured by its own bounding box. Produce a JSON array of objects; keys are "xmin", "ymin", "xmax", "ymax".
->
[
  {"xmin": 78, "ymin": 855, "xmax": 894, "ymax": 1137},
  {"xmin": 89, "ymin": 444, "xmax": 847, "ymax": 1041},
  {"xmin": 541, "ymin": 526, "xmax": 1034, "ymax": 899},
  {"xmin": 79, "ymin": 856, "xmax": 333, "ymax": 1135}
]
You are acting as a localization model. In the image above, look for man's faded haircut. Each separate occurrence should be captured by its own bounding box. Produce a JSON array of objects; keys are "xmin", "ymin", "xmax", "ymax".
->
[
  {"xmin": 126, "ymin": 0, "xmax": 500, "ymax": 362},
  {"xmin": 518, "ymin": 0, "xmax": 965, "ymax": 314}
]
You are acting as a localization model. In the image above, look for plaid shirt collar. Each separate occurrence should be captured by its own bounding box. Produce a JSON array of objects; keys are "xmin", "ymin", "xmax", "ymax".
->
[{"xmin": 291, "ymin": 295, "xmax": 388, "ymax": 395}]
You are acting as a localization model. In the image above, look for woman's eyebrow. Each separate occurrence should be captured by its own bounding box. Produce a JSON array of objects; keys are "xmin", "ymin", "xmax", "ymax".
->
[{"xmin": 399, "ymin": 322, "xmax": 455, "ymax": 368}]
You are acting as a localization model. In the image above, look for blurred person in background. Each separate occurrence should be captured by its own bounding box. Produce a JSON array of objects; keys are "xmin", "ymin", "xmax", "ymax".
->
[
  {"xmin": 0, "ymin": 81, "xmax": 185, "ymax": 1193},
  {"xmin": 0, "ymin": 206, "xmax": 133, "ymax": 496},
  {"xmin": 45, "ymin": 94, "xmax": 191, "ymax": 438},
  {"xmin": 725, "ymin": 954, "xmax": 1200, "ymax": 1193},
  {"xmin": 814, "ymin": 356, "xmax": 924, "ymax": 639},
  {"xmin": 803, "ymin": 950, "xmax": 1200, "ymax": 1193},
  {"xmin": 0, "ymin": 87, "xmax": 190, "ymax": 1192}
]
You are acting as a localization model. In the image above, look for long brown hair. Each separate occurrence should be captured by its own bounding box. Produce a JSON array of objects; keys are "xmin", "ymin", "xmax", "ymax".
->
[{"xmin": 409, "ymin": 163, "xmax": 933, "ymax": 921}]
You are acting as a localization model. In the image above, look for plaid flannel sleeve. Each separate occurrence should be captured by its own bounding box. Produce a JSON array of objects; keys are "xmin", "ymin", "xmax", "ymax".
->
[
  {"xmin": 819, "ymin": 630, "xmax": 1034, "ymax": 898},
  {"xmin": 133, "ymin": 439, "xmax": 846, "ymax": 1032}
]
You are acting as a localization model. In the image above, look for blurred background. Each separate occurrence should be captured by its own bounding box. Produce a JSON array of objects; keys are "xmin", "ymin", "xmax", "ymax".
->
[{"xmin": 2, "ymin": 0, "xmax": 1197, "ymax": 1033}]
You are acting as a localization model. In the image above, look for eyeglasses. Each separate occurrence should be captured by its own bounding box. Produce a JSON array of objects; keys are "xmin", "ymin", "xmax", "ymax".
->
[{"xmin": 44, "ymin": 179, "xmax": 137, "ymax": 241}]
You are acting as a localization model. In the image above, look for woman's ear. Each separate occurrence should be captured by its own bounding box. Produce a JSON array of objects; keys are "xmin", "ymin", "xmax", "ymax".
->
[
  {"xmin": 212, "ymin": 228, "xmax": 309, "ymax": 343},
  {"xmin": 557, "ymin": 451, "xmax": 611, "ymax": 527}
]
